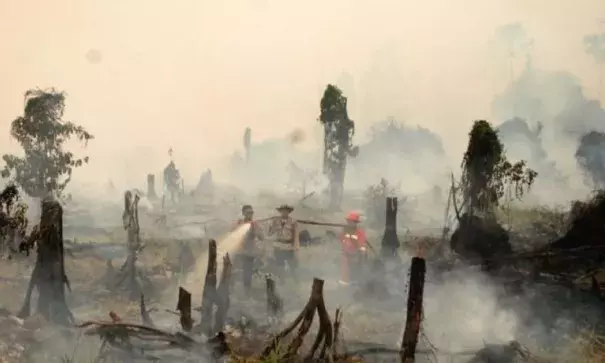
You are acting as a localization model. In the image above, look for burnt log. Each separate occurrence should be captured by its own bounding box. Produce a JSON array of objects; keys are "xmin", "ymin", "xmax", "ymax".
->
[
  {"xmin": 18, "ymin": 198, "xmax": 75, "ymax": 325},
  {"xmin": 399, "ymin": 257, "xmax": 426, "ymax": 363}
]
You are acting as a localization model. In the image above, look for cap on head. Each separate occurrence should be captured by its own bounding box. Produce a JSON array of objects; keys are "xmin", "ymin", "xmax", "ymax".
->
[
  {"xmin": 276, "ymin": 204, "xmax": 294, "ymax": 212},
  {"xmin": 346, "ymin": 211, "xmax": 361, "ymax": 222}
]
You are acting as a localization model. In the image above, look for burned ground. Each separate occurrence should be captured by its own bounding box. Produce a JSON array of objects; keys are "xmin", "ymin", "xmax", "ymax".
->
[{"xmin": 0, "ymin": 192, "xmax": 602, "ymax": 363}]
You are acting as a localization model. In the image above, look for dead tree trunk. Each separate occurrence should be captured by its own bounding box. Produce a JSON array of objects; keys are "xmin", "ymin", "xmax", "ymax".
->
[
  {"xmin": 177, "ymin": 287, "xmax": 193, "ymax": 332},
  {"xmin": 140, "ymin": 294, "xmax": 155, "ymax": 327},
  {"xmin": 147, "ymin": 174, "xmax": 158, "ymax": 200},
  {"xmin": 381, "ymin": 197, "xmax": 401, "ymax": 260},
  {"xmin": 111, "ymin": 191, "xmax": 153, "ymax": 300},
  {"xmin": 18, "ymin": 198, "xmax": 75, "ymax": 325},
  {"xmin": 199, "ymin": 239, "xmax": 217, "ymax": 336},
  {"xmin": 265, "ymin": 275, "xmax": 283, "ymax": 321},
  {"xmin": 213, "ymin": 254, "xmax": 232, "ymax": 334},
  {"xmin": 399, "ymin": 257, "xmax": 426, "ymax": 363},
  {"xmin": 262, "ymin": 278, "xmax": 334, "ymax": 361}
]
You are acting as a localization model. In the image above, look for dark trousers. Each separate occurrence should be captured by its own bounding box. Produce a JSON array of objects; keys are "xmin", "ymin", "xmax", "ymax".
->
[{"xmin": 273, "ymin": 249, "xmax": 298, "ymax": 282}]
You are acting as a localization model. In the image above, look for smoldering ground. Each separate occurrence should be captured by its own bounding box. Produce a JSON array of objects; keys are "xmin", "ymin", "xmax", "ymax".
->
[{"xmin": 1, "ymin": 1, "xmax": 605, "ymax": 362}]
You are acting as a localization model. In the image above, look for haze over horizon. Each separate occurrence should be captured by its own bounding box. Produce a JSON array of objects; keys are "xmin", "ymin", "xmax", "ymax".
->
[{"xmin": 0, "ymin": 0, "xmax": 604, "ymax": 192}]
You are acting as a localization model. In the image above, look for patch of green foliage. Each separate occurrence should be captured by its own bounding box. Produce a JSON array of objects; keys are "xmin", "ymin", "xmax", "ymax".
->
[
  {"xmin": 461, "ymin": 120, "xmax": 537, "ymax": 217},
  {"xmin": 319, "ymin": 84, "xmax": 358, "ymax": 209},
  {"xmin": 1, "ymin": 88, "xmax": 94, "ymax": 199}
]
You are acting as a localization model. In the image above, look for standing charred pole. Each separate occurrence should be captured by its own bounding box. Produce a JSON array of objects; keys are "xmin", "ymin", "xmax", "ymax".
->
[
  {"xmin": 399, "ymin": 256, "xmax": 426, "ymax": 363},
  {"xmin": 111, "ymin": 191, "xmax": 153, "ymax": 300},
  {"xmin": 18, "ymin": 198, "xmax": 74, "ymax": 325},
  {"xmin": 380, "ymin": 197, "xmax": 400, "ymax": 260},
  {"xmin": 199, "ymin": 240, "xmax": 218, "ymax": 336},
  {"xmin": 319, "ymin": 84, "xmax": 358, "ymax": 210}
]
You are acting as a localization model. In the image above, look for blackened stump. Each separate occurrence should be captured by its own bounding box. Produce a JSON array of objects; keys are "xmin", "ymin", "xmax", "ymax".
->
[
  {"xmin": 213, "ymin": 254, "xmax": 232, "ymax": 334},
  {"xmin": 110, "ymin": 191, "xmax": 153, "ymax": 300},
  {"xmin": 399, "ymin": 257, "xmax": 426, "ymax": 363},
  {"xmin": 18, "ymin": 198, "xmax": 75, "ymax": 325},
  {"xmin": 198, "ymin": 240, "xmax": 217, "ymax": 336},
  {"xmin": 177, "ymin": 287, "xmax": 193, "ymax": 332},
  {"xmin": 380, "ymin": 197, "xmax": 401, "ymax": 260}
]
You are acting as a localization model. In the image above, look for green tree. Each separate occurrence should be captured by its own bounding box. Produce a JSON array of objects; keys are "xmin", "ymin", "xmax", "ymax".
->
[
  {"xmin": 1, "ymin": 89, "xmax": 93, "ymax": 199},
  {"xmin": 459, "ymin": 120, "xmax": 536, "ymax": 218},
  {"xmin": 318, "ymin": 84, "xmax": 358, "ymax": 209}
]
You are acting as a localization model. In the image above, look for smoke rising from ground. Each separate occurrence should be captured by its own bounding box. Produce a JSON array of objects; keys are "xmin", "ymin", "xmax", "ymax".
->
[{"xmin": 1, "ymin": 2, "xmax": 605, "ymax": 361}]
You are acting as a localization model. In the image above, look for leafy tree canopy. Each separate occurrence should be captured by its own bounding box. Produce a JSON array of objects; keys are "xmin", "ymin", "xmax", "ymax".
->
[
  {"xmin": 1, "ymin": 88, "xmax": 93, "ymax": 198},
  {"xmin": 320, "ymin": 84, "xmax": 348, "ymax": 124},
  {"xmin": 461, "ymin": 120, "xmax": 537, "ymax": 215}
]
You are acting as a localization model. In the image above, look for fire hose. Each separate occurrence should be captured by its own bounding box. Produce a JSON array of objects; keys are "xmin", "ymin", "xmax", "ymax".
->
[{"xmin": 253, "ymin": 216, "xmax": 377, "ymax": 254}]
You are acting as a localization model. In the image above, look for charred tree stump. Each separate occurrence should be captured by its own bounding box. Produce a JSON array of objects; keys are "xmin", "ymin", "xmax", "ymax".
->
[
  {"xmin": 140, "ymin": 294, "xmax": 155, "ymax": 327},
  {"xmin": 399, "ymin": 257, "xmax": 426, "ymax": 363},
  {"xmin": 177, "ymin": 287, "xmax": 193, "ymax": 332},
  {"xmin": 18, "ymin": 198, "xmax": 75, "ymax": 325},
  {"xmin": 332, "ymin": 308, "xmax": 344, "ymax": 357},
  {"xmin": 198, "ymin": 239, "xmax": 218, "ymax": 336},
  {"xmin": 213, "ymin": 254, "xmax": 232, "ymax": 334},
  {"xmin": 111, "ymin": 191, "xmax": 153, "ymax": 300},
  {"xmin": 147, "ymin": 174, "xmax": 158, "ymax": 200},
  {"xmin": 381, "ymin": 197, "xmax": 401, "ymax": 260},
  {"xmin": 356, "ymin": 197, "xmax": 400, "ymax": 300},
  {"xmin": 265, "ymin": 275, "xmax": 283, "ymax": 321},
  {"xmin": 262, "ymin": 278, "xmax": 334, "ymax": 361}
]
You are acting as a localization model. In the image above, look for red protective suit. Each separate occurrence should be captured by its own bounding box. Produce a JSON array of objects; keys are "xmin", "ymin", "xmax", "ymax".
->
[{"xmin": 339, "ymin": 228, "xmax": 367, "ymax": 283}]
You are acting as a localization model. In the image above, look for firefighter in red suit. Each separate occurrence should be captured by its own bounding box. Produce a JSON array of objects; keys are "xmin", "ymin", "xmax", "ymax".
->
[{"xmin": 339, "ymin": 211, "xmax": 367, "ymax": 285}]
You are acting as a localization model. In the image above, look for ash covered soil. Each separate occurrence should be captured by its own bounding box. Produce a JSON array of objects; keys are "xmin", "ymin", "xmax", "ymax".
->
[{"xmin": 0, "ymin": 196, "xmax": 601, "ymax": 363}]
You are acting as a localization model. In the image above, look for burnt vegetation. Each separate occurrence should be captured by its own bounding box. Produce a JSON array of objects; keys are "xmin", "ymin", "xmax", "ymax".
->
[
  {"xmin": 450, "ymin": 120, "xmax": 537, "ymax": 267},
  {"xmin": 2, "ymin": 38, "xmax": 605, "ymax": 362}
]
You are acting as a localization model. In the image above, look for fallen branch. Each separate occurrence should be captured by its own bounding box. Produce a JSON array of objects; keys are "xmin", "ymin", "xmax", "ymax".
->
[{"xmin": 78, "ymin": 311, "xmax": 229, "ymax": 361}]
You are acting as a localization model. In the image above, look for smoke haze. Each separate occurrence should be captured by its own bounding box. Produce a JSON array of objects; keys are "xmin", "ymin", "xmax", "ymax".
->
[{"xmin": 0, "ymin": 0, "xmax": 604, "ymax": 194}]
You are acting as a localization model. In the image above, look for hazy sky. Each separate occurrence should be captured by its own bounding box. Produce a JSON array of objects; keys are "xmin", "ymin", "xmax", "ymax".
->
[{"xmin": 0, "ymin": 0, "xmax": 603, "ymax": 188}]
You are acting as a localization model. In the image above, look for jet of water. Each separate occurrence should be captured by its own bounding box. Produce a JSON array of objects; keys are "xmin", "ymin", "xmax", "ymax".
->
[{"xmin": 182, "ymin": 222, "xmax": 251, "ymax": 301}]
